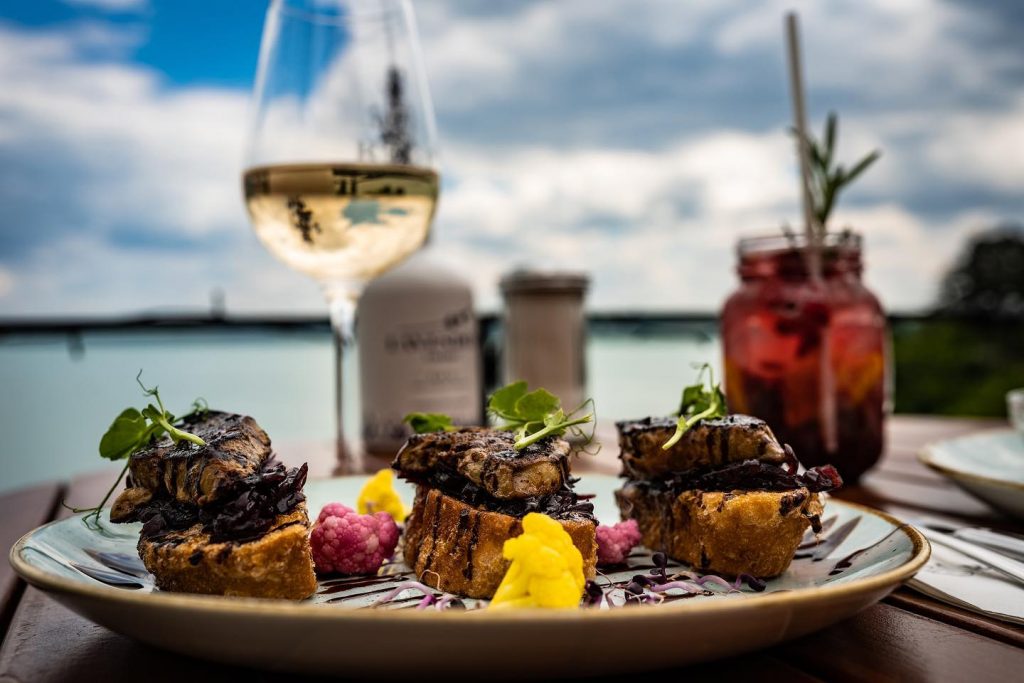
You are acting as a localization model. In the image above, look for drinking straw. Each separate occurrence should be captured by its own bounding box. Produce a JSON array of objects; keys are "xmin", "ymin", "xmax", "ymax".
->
[
  {"xmin": 784, "ymin": 12, "xmax": 837, "ymax": 452},
  {"xmin": 784, "ymin": 12, "xmax": 822, "ymax": 281}
]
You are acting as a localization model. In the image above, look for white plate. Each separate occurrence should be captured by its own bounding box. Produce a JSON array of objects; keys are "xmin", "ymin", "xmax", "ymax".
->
[
  {"xmin": 10, "ymin": 474, "xmax": 928, "ymax": 678},
  {"xmin": 919, "ymin": 429, "xmax": 1024, "ymax": 519}
]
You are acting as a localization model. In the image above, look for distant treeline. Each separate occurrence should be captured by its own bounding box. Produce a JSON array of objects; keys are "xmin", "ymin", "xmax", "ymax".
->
[
  {"xmin": 895, "ymin": 225, "xmax": 1024, "ymax": 416},
  {"xmin": 891, "ymin": 317, "xmax": 1023, "ymax": 417}
]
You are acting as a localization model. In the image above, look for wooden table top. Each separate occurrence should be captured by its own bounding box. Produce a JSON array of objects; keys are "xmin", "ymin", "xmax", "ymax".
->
[{"xmin": 2, "ymin": 415, "xmax": 1022, "ymax": 682}]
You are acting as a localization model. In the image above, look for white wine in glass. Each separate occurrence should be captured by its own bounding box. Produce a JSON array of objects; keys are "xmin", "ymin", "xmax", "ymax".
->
[
  {"xmin": 243, "ymin": 0, "xmax": 440, "ymax": 469},
  {"xmin": 243, "ymin": 163, "xmax": 438, "ymax": 282}
]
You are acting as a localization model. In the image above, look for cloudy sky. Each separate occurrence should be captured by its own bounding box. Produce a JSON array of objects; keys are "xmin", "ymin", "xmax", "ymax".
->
[{"xmin": 1, "ymin": 0, "xmax": 1022, "ymax": 315}]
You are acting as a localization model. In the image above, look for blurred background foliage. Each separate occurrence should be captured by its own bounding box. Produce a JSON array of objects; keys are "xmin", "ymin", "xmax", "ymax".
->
[{"xmin": 893, "ymin": 225, "xmax": 1024, "ymax": 416}]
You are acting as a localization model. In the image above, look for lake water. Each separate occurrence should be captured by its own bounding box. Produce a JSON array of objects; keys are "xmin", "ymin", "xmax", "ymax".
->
[{"xmin": 0, "ymin": 329, "xmax": 720, "ymax": 493}]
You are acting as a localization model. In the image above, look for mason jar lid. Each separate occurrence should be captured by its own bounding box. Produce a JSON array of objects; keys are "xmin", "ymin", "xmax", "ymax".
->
[
  {"xmin": 499, "ymin": 269, "xmax": 590, "ymax": 296},
  {"xmin": 737, "ymin": 230, "xmax": 862, "ymax": 257}
]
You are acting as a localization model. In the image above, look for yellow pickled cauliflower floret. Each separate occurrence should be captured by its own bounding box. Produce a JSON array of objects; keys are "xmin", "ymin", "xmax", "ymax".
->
[
  {"xmin": 489, "ymin": 512, "xmax": 585, "ymax": 609},
  {"xmin": 357, "ymin": 469, "xmax": 406, "ymax": 521}
]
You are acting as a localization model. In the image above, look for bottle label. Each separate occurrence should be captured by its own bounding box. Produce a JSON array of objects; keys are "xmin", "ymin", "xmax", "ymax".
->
[
  {"xmin": 383, "ymin": 307, "xmax": 476, "ymax": 359},
  {"xmin": 359, "ymin": 301, "xmax": 481, "ymax": 454}
]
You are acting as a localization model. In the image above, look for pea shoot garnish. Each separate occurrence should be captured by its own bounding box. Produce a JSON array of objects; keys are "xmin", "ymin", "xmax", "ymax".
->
[
  {"xmin": 663, "ymin": 364, "xmax": 728, "ymax": 449},
  {"xmin": 487, "ymin": 381, "xmax": 594, "ymax": 450},
  {"xmin": 403, "ymin": 412, "xmax": 456, "ymax": 434},
  {"xmin": 404, "ymin": 381, "xmax": 595, "ymax": 451}
]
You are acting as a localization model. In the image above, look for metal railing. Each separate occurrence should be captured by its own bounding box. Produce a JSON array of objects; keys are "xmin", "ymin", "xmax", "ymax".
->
[{"xmin": 0, "ymin": 312, "xmax": 1020, "ymax": 418}]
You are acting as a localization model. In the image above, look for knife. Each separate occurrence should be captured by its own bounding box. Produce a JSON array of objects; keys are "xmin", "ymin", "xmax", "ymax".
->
[
  {"xmin": 916, "ymin": 526, "xmax": 1024, "ymax": 587},
  {"xmin": 952, "ymin": 528, "xmax": 1024, "ymax": 562},
  {"xmin": 906, "ymin": 514, "xmax": 1024, "ymax": 562}
]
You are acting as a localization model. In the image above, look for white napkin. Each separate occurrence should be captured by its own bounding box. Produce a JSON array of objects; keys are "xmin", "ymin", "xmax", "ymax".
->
[{"xmin": 908, "ymin": 541, "xmax": 1024, "ymax": 625}]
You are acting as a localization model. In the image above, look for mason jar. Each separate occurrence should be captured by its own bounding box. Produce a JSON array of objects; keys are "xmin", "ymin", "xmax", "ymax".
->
[{"xmin": 721, "ymin": 232, "xmax": 887, "ymax": 482}]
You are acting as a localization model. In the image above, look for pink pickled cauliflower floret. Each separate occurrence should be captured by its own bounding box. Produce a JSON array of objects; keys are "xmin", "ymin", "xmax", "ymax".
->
[
  {"xmin": 595, "ymin": 519, "xmax": 643, "ymax": 566},
  {"xmin": 310, "ymin": 503, "xmax": 400, "ymax": 575}
]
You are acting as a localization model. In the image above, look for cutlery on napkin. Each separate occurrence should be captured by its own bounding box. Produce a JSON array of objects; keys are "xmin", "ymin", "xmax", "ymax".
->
[{"xmin": 905, "ymin": 520, "xmax": 1024, "ymax": 625}]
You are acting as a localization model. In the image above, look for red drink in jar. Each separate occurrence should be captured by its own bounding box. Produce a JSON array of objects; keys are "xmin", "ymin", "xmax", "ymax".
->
[{"xmin": 721, "ymin": 232, "xmax": 887, "ymax": 482}]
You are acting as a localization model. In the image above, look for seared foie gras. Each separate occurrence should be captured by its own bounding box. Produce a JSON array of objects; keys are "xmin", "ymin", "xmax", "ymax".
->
[
  {"xmin": 111, "ymin": 411, "xmax": 272, "ymax": 520},
  {"xmin": 616, "ymin": 414, "xmax": 786, "ymax": 480},
  {"xmin": 394, "ymin": 428, "xmax": 570, "ymax": 500}
]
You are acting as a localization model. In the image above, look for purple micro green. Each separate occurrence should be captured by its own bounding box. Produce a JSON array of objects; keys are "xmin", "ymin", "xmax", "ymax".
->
[
  {"xmin": 649, "ymin": 581, "xmax": 704, "ymax": 594},
  {"xmin": 371, "ymin": 580, "xmax": 438, "ymax": 608}
]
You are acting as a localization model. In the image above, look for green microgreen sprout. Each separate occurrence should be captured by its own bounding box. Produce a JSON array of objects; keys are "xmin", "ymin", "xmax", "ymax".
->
[
  {"xmin": 403, "ymin": 412, "xmax": 456, "ymax": 434},
  {"xmin": 487, "ymin": 381, "xmax": 595, "ymax": 450},
  {"xmin": 662, "ymin": 363, "xmax": 728, "ymax": 450}
]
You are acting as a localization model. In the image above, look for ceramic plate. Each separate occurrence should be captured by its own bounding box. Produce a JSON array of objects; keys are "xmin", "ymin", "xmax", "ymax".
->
[
  {"xmin": 919, "ymin": 429, "xmax": 1024, "ymax": 519},
  {"xmin": 10, "ymin": 474, "xmax": 928, "ymax": 678}
]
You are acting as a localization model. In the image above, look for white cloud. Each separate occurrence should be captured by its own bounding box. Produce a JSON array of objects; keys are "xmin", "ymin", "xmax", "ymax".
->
[
  {"xmin": 0, "ymin": 25, "xmax": 249, "ymax": 239},
  {"xmin": 417, "ymin": 0, "xmax": 1016, "ymax": 120},
  {"xmin": 714, "ymin": 0, "xmax": 1010, "ymax": 100},
  {"xmin": 0, "ymin": 1, "xmax": 1022, "ymax": 317},
  {"xmin": 438, "ymin": 131, "xmax": 795, "ymax": 242},
  {"xmin": 433, "ymin": 135, "xmax": 992, "ymax": 312},
  {"xmin": 0, "ymin": 22, "xmax": 321, "ymax": 315},
  {"xmin": 926, "ymin": 94, "xmax": 1024, "ymax": 192},
  {"xmin": 415, "ymin": 1, "xmax": 733, "ymax": 112}
]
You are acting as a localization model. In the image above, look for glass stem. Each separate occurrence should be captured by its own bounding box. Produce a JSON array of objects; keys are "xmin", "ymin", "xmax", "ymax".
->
[{"xmin": 325, "ymin": 287, "xmax": 359, "ymax": 473}]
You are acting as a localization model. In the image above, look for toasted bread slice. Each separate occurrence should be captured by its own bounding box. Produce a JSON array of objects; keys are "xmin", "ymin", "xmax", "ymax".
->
[
  {"xmin": 616, "ymin": 415, "xmax": 786, "ymax": 480},
  {"xmin": 615, "ymin": 483, "xmax": 821, "ymax": 577},
  {"xmin": 137, "ymin": 502, "xmax": 317, "ymax": 600},
  {"xmin": 394, "ymin": 429, "xmax": 570, "ymax": 500},
  {"xmin": 403, "ymin": 487, "xmax": 597, "ymax": 599}
]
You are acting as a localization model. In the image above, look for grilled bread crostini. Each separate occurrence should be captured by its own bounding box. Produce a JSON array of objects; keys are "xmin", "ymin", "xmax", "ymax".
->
[
  {"xmin": 394, "ymin": 428, "xmax": 597, "ymax": 599},
  {"xmin": 616, "ymin": 483, "xmax": 823, "ymax": 577},
  {"xmin": 137, "ymin": 503, "xmax": 317, "ymax": 599},
  {"xmin": 110, "ymin": 410, "xmax": 317, "ymax": 600},
  {"xmin": 403, "ymin": 487, "xmax": 597, "ymax": 599}
]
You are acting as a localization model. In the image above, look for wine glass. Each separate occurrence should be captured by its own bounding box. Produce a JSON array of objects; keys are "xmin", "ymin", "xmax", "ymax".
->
[{"xmin": 242, "ymin": 0, "xmax": 439, "ymax": 469}]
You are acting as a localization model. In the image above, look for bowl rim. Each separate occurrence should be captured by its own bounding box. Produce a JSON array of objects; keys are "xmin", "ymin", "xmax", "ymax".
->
[{"xmin": 918, "ymin": 428, "xmax": 1024, "ymax": 493}]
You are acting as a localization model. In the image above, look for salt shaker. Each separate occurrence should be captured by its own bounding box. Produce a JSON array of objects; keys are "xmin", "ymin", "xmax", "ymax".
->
[{"xmin": 499, "ymin": 270, "xmax": 589, "ymax": 410}]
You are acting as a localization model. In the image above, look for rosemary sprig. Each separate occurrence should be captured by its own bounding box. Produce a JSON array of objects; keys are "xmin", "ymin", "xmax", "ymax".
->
[{"xmin": 796, "ymin": 112, "xmax": 881, "ymax": 235}]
